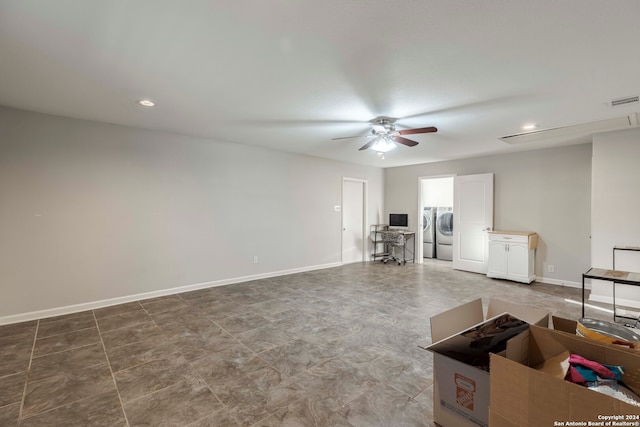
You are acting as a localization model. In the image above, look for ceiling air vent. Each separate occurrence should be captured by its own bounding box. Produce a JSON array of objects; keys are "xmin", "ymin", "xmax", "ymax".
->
[
  {"xmin": 500, "ymin": 113, "xmax": 640, "ymax": 145},
  {"xmin": 611, "ymin": 96, "xmax": 639, "ymax": 107}
]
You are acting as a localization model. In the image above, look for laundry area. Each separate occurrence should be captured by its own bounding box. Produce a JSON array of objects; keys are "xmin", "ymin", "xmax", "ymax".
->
[{"xmin": 421, "ymin": 176, "xmax": 454, "ymax": 261}]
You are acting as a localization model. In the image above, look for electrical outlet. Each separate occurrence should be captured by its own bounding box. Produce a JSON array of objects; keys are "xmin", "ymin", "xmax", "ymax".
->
[
  {"xmin": 548, "ymin": 264, "xmax": 554, "ymax": 273},
  {"xmin": 253, "ymin": 256, "xmax": 258, "ymax": 264}
]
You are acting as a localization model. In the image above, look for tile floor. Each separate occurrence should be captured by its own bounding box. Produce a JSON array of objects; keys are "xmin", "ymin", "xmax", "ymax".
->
[{"xmin": 0, "ymin": 260, "xmax": 605, "ymax": 426}]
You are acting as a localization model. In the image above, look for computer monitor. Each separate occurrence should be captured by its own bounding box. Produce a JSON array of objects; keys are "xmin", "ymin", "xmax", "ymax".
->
[{"xmin": 389, "ymin": 213, "xmax": 408, "ymax": 227}]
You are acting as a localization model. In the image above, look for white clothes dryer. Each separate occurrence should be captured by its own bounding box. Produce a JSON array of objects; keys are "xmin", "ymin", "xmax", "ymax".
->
[
  {"xmin": 423, "ymin": 207, "xmax": 436, "ymax": 258},
  {"xmin": 436, "ymin": 207, "xmax": 453, "ymax": 260}
]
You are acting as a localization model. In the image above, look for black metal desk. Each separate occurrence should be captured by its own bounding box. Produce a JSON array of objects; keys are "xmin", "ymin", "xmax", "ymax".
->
[{"xmin": 582, "ymin": 268, "xmax": 640, "ymax": 320}]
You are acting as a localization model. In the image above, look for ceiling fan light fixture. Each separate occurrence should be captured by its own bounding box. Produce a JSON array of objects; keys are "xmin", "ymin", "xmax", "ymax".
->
[{"xmin": 371, "ymin": 136, "xmax": 396, "ymax": 153}]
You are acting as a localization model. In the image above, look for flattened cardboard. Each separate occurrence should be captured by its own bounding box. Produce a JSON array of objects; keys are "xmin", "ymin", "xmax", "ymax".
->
[{"xmin": 490, "ymin": 325, "xmax": 640, "ymax": 427}]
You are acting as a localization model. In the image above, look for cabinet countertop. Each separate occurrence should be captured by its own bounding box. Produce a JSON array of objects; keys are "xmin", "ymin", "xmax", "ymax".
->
[{"xmin": 488, "ymin": 230, "xmax": 537, "ymax": 236}]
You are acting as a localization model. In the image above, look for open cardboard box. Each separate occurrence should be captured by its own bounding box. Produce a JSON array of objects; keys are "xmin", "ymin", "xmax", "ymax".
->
[
  {"xmin": 490, "ymin": 325, "xmax": 640, "ymax": 427},
  {"xmin": 426, "ymin": 298, "xmax": 550, "ymax": 427}
]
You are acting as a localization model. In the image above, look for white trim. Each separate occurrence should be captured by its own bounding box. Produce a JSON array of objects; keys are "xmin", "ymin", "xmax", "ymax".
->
[
  {"xmin": 535, "ymin": 276, "xmax": 583, "ymax": 289},
  {"xmin": 588, "ymin": 294, "xmax": 640, "ymax": 310},
  {"xmin": 0, "ymin": 262, "xmax": 342, "ymax": 326}
]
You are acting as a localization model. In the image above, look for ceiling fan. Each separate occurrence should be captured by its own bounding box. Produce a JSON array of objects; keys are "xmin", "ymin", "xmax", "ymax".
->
[{"xmin": 332, "ymin": 116, "xmax": 438, "ymax": 153}]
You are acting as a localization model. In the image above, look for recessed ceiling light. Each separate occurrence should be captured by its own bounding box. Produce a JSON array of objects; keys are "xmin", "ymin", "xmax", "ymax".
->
[
  {"xmin": 522, "ymin": 124, "xmax": 537, "ymax": 130},
  {"xmin": 137, "ymin": 99, "xmax": 155, "ymax": 107}
]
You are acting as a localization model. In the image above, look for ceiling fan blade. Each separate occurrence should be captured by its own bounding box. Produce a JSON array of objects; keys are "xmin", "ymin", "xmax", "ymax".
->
[
  {"xmin": 331, "ymin": 134, "xmax": 373, "ymax": 141},
  {"xmin": 398, "ymin": 126, "xmax": 437, "ymax": 135},
  {"xmin": 393, "ymin": 136, "xmax": 419, "ymax": 147},
  {"xmin": 359, "ymin": 140, "xmax": 376, "ymax": 151}
]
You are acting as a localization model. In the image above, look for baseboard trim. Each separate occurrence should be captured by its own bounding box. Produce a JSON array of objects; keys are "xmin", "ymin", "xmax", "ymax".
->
[
  {"xmin": 535, "ymin": 276, "xmax": 584, "ymax": 289},
  {"xmin": 0, "ymin": 262, "xmax": 342, "ymax": 325},
  {"xmin": 588, "ymin": 294, "xmax": 640, "ymax": 310}
]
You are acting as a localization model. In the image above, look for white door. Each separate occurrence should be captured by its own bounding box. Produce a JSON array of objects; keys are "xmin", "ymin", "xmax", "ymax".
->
[
  {"xmin": 342, "ymin": 178, "xmax": 366, "ymax": 264},
  {"xmin": 453, "ymin": 173, "xmax": 494, "ymax": 273}
]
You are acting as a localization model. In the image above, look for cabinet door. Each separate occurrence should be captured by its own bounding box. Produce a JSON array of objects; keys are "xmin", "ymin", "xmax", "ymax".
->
[
  {"xmin": 488, "ymin": 241, "xmax": 507, "ymax": 275},
  {"xmin": 507, "ymin": 243, "xmax": 528, "ymax": 280}
]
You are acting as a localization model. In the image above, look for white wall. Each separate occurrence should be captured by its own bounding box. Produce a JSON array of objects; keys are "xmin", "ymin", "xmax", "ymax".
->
[
  {"xmin": 386, "ymin": 144, "xmax": 592, "ymax": 285},
  {"xmin": 422, "ymin": 177, "xmax": 454, "ymax": 207},
  {"xmin": 590, "ymin": 127, "xmax": 640, "ymax": 308},
  {"xmin": 0, "ymin": 107, "xmax": 384, "ymax": 321}
]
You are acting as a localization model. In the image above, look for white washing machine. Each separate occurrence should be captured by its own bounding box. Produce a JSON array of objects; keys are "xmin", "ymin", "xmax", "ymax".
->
[
  {"xmin": 436, "ymin": 207, "xmax": 453, "ymax": 261},
  {"xmin": 423, "ymin": 207, "xmax": 436, "ymax": 258}
]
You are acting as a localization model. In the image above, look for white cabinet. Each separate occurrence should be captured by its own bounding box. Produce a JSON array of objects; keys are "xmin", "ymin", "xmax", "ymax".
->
[{"xmin": 487, "ymin": 231, "xmax": 537, "ymax": 284}]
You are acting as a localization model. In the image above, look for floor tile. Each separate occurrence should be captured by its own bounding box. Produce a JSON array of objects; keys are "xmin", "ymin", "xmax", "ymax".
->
[
  {"xmin": 123, "ymin": 377, "xmax": 222, "ymax": 427},
  {"xmin": 0, "ymin": 402, "xmax": 20, "ymax": 426},
  {"xmin": 29, "ymin": 342, "xmax": 108, "ymax": 382},
  {"xmin": 0, "ymin": 332, "xmax": 36, "ymax": 356},
  {"xmin": 37, "ymin": 314, "xmax": 96, "ymax": 339},
  {"xmin": 107, "ymin": 339, "xmax": 184, "ymax": 372},
  {"xmin": 22, "ymin": 364, "xmax": 115, "ymax": 418},
  {"xmin": 190, "ymin": 344, "xmax": 257, "ymax": 387},
  {"xmin": 0, "ymin": 320, "xmax": 37, "ymax": 339},
  {"xmin": 292, "ymin": 358, "xmax": 379, "ymax": 412},
  {"xmin": 100, "ymin": 320, "xmax": 166, "ymax": 350},
  {"xmin": 159, "ymin": 317, "xmax": 219, "ymax": 340},
  {"xmin": 96, "ymin": 310, "xmax": 152, "ymax": 333},
  {"xmin": 19, "ymin": 391, "xmax": 126, "ymax": 427},
  {"xmin": 216, "ymin": 312, "xmax": 270, "ymax": 335},
  {"xmin": 93, "ymin": 301, "xmax": 143, "ymax": 319},
  {"xmin": 340, "ymin": 383, "xmax": 433, "ymax": 427},
  {"xmin": 0, "ymin": 371, "xmax": 26, "ymax": 407},
  {"xmin": 171, "ymin": 328, "xmax": 239, "ymax": 362},
  {"xmin": 114, "ymin": 357, "xmax": 196, "ymax": 403},
  {"xmin": 212, "ymin": 368, "xmax": 292, "ymax": 426},
  {"xmin": 0, "ymin": 356, "xmax": 30, "ymax": 378},
  {"xmin": 139, "ymin": 295, "xmax": 190, "ymax": 316},
  {"xmin": 199, "ymin": 301, "xmax": 246, "ymax": 320},
  {"xmin": 259, "ymin": 397, "xmax": 353, "ymax": 427},
  {"xmin": 362, "ymin": 349, "xmax": 433, "ymax": 398},
  {"xmin": 185, "ymin": 409, "xmax": 240, "ymax": 426},
  {"xmin": 259, "ymin": 338, "xmax": 333, "ymax": 379},
  {"xmin": 33, "ymin": 326, "xmax": 100, "ymax": 357},
  {"xmin": 236, "ymin": 323, "xmax": 296, "ymax": 353}
]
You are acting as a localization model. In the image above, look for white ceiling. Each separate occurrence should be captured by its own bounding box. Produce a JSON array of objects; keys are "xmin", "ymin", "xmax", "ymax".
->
[{"xmin": 1, "ymin": 1, "xmax": 639, "ymax": 168}]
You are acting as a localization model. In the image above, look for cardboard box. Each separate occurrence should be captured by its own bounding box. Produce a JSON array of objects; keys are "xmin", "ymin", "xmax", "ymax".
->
[
  {"xmin": 427, "ymin": 298, "xmax": 549, "ymax": 427},
  {"xmin": 490, "ymin": 325, "xmax": 640, "ymax": 427}
]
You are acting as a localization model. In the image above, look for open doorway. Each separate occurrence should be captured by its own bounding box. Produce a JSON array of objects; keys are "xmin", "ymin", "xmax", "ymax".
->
[{"xmin": 418, "ymin": 176, "xmax": 454, "ymax": 264}]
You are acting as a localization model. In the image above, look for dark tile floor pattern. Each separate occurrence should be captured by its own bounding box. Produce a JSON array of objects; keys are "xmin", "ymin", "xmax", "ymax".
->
[{"xmin": 0, "ymin": 260, "xmax": 603, "ymax": 426}]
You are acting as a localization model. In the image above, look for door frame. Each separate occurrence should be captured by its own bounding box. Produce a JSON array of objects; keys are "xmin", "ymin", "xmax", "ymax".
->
[
  {"xmin": 342, "ymin": 177, "xmax": 368, "ymax": 263},
  {"xmin": 417, "ymin": 174, "xmax": 456, "ymax": 264}
]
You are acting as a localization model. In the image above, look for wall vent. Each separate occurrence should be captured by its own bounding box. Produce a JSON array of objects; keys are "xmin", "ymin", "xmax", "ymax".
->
[{"xmin": 611, "ymin": 96, "xmax": 639, "ymax": 107}]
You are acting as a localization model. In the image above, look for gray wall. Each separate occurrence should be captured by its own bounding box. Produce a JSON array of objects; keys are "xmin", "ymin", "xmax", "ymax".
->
[
  {"xmin": 0, "ymin": 107, "xmax": 384, "ymax": 321},
  {"xmin": 385, "ymin": 143, "xmax": 593, "ymax": 285},
  {"xmin": 590, "ymin": 127, "xmax": 640, "ymax": 307}
]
